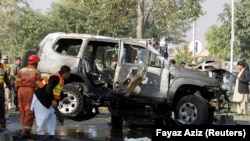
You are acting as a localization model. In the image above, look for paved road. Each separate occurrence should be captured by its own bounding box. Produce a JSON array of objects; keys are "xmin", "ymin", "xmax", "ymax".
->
[
  {"xmin": 6, "ymin": 111, "xmax": 152, "ymax": 141},
  {"xmin": 1, "ymin": 108, "xmax": 250, "ymax": 141}
]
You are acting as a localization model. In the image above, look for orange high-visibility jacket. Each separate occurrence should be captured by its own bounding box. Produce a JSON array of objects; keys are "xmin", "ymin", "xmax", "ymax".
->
[{"xmin": 38, "ymin": 72, "xmax": 64, "ymax": 100}]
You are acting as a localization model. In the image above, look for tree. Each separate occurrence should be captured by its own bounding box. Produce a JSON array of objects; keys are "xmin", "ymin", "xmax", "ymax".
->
[
  {"xmin": 137, "ymin": 0, "xmax": 205, "ymax": 40},
  {"xmin": 48, "ymin": 0, "xmax": 137, "ymax": 37},
  {"xmin": 48, "ymin": 0, "xmax": 205, "ymax": 41},
  {"xmin": 0, "ymin": 0, "xmax": 27, "ymax": 58},
  {"xmin": 0, "ymin": 0, "xmax": 206, "ymax": 61},
  {"xmin": 205, "ymin": 24, "xmax": 231, "ymax": 60},
  {"xmin": 174, "ymin": 45, "xmax": 197, "ymax": 65},
  {"xmin": 205, "ymin": 0, "xmax": 250, "ymax": 60},
  {"xmin": 234, "ymin": 0, "xmax": 250, "ymax": 59},
  {"xmin": 0, "ymin": 0, "xmax": 51, "ymax": 59}
]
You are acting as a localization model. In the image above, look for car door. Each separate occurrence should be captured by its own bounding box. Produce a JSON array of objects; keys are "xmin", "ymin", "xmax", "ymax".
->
[{"xmin": 112, "ymin": 39, "xmax": 148, "ymax": 96}]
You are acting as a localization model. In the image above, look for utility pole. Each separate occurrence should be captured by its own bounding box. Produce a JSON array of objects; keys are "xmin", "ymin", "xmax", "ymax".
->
[
  {"xmin": 192, "ymin": 21, "xmax": 196, "ymax": 57},
  {"xmin": 229, "ymin": 0, "xmax": 235, "ymax": 94}
]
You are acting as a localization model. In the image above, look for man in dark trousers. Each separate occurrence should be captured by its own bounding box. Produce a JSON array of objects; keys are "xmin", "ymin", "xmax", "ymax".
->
[
  {"xmin": 10, "ymin": 57, "xmax": 22, "ymax": 111},
  {"xmin": 0, "ymin": 54, "xmax": 12, "ymax": 129},
  {"xmin": 30, "ymin": 65, "xmax": 71, "ymax": 140}
]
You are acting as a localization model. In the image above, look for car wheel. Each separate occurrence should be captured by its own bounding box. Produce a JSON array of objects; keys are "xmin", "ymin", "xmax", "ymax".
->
[
  {"xmin": 58, "ymin": 84, "xmax": 84, "ymax": 118},
  {"xmin": 73, "ymin": 105, "xmax": 99, "ymax": 121},
  {"xmin": 174, "ymin": 95, "xmax": 209, "ymax": 125}
]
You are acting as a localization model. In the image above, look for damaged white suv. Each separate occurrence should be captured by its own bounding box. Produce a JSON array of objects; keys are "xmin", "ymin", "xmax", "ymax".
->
[{"xmin": 32, "ymin": 32, "xmax": 224, "ymax": 126}]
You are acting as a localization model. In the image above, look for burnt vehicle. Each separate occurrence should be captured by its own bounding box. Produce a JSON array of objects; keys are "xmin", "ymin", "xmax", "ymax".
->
[
  {"xmin": 194, "ymin": 61, "xmax": 233, "ymax": 113},
  {"xmin": 33, "ymin": 32, "xmax": 223, "ymax": 126}
]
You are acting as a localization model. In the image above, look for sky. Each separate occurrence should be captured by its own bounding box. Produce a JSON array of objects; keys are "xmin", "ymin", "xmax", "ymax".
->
[
  {"xmin": 185, "ymin": 0, "xmax": 230, "ymax": 46},
  {"xmin": 29, "ymin": 0, "xmax": 230, "ymax": 48},
  {"xmin": 29, "ymin": 0, "xmax": 52, "ymax": 12}
]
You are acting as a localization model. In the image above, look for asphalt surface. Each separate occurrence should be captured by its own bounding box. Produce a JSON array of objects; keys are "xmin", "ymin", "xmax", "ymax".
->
[
  {"xmin": 1, "ymin": 107, "xmax": 250, "ymax": 141},
  {"xmin": 4, "ymin": 110, "xmax": 152, "ymax": 141}
]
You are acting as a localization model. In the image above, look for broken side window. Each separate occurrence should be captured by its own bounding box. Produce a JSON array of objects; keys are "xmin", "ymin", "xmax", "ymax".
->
[
  {"xmin": 122, "ymin": 44, "xmax": 146, "ymax": 64},
  {"xmin": 148, "ymin": 52, "xmax": 162, "ymax": 68},
  {"xmin": 83, "ymin": 40, "xmax": 118, "ymax": 73},
  {"xmin": 53, "ymin": 38, "xmax": 82, "ymax": 56}
]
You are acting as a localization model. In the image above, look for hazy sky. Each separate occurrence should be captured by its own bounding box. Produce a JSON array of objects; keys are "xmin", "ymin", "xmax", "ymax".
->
[
  {"xmin": 186, "ymin": 0, "xmax": 230, "ymax": 46},
  {"xmin": 29, "ymin": 0, "xmax": 51, "ymax": 12},
  {"xmin": 30, "ymin": 0, "xmax": 231, "ymax": 48}
]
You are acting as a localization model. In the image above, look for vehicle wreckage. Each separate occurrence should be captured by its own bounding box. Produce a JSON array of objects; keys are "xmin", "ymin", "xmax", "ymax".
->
[{"xmin": 26, "ymin": 32, "xmax": 229, "ymax": 126}]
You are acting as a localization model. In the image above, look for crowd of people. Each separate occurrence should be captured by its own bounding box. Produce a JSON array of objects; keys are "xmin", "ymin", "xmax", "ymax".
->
[{"xmin": 0, "ymin": 53, "xmax": 71, "ymax": 141}]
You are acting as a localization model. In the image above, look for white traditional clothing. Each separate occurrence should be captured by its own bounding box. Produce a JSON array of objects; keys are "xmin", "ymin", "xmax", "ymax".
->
[
  {"xmin": 232, "ymin": 69, "xmax": 248, "ymax": 115},
  {"xmin": 30, "ymin": 95, "xmax": 57, "ymax": 135}
]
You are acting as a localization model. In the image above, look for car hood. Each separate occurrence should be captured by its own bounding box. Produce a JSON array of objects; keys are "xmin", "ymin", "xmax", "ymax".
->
[{"xmin": 169, "ymin": 66, "xmax": 220, "ymax": 87}]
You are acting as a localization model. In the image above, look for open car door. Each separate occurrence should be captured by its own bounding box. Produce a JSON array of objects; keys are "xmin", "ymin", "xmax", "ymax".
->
[{"xmin": 113, "ymin": 39, "xmax": 148, "ymax": 96}]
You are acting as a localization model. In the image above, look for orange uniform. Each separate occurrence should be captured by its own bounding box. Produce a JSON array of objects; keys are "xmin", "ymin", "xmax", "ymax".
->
[{"xmin": 15, "ymin": 64, "xmax": 41, "ymax": 134}]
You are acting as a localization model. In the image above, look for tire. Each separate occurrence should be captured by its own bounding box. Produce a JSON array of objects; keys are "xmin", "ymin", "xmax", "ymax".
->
[
  {"xmin": 174, "ymin": 95, "xmax": 209, "ymax": 125},
  {"xmin": 73, "ymin": 105, "xmax": 99, "ymax": 121},
  {"xmin": 111, "ymin": 114, "xmax": 123, "ymax": 129},
  {"xmin": 22, "ymin": 51, "xmax": 36, "ymax": 68},
  {"xmin": 58, "ymin": 84, "xmax": 84, "ymax": 118}
]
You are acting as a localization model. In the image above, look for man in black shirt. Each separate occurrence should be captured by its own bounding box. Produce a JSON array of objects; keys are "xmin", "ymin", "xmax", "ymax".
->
[{"xmin": 30, "ymin": 65, "xmax": 71, "ymax": 140}]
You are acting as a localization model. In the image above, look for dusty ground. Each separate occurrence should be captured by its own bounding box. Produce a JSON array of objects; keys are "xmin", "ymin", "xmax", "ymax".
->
[{"xmin": 229, "ymin": 102, "xmax": 250, "ymax": 121}]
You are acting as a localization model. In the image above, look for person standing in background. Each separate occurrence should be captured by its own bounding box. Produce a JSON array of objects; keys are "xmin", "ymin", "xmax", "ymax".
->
[
  {"xmin": 14, "ymin": 54, "xmax": 41, "ymax": 139},
  {"xmin": 1, "ymin": 55, "xmax": 12, "ymax": 123},
  {"xmin": 179, "ymin": 62, "xmax": 186, "ymax": 67},
  {"xmin": 169, "ymin": 59, "xmax": 176, "ymax": 67},
  {"xmin": 0, "ymin": 54, "xmax": 12, "ymax": 129},
  {"xmin": 232, "ymin": 61, "xmax": 250, "ymax": 115},
  {"xmin": 10, "ymin": 57, "xmax": 22, "ymax": 111}
]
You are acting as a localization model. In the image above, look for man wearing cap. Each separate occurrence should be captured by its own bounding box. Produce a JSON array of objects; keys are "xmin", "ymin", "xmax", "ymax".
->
[
  {"xmin": 14, "ymin": 54, "xmax": 41, "ymax": 139},
  {"xmin": 0, "ymin": 54, "xmax": 12, "ymax": 129}
]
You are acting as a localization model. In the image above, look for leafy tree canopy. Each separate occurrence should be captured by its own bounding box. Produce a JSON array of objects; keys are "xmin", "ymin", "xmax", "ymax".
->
[{"xmin": 205, "ymin": 0, "xmax": 250, "ymax": 61}]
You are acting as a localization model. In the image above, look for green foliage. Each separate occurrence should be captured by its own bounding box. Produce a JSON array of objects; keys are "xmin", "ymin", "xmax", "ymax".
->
[
  {"xmin": 205, "ymin": 0, "xmax": 250, "ymax": 60},
  {"xmin": 48, "ymin": 0, "xmax": 137, "ymax": 37},
  {"xmin": 48, "ymin": 0, "xmax": 205, "ymax": 40},
  {"xmin": 205, "ymin": 25, "xmax": 231, "ymax": 60},
  {"xmin": 234, "ymin": 0, "xmax": 250, "ymax": 59},
  {"xmin": 0, "ymin": 0, "xmax": 205, "ymax": 62},
  {"xmin": 174, "ymin": 45, "xmax": 197, "ymax": 65},
  {"xmin": 141, "ymin": 0, "xmax": 205, "ymax": 40},
  {"xmin": 0, "ymin": 0, "xmax": 51, "ymax": 60}
]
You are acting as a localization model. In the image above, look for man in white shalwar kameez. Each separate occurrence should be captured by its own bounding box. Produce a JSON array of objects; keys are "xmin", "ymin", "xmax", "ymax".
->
[
  {"xmin": 232, "ymin": 61, "xmax": 250, "ymax": 115},
  {"xmin": 30, "ymin": 65, "xmax": 71, "ymax": 140}
]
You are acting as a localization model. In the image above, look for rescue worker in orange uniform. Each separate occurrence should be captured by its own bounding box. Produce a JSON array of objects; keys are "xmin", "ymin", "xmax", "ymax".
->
[
  {"xmin": 0, "ymin": 54, "xmax": 12, "ymax": 129},
  {"xmin": 14, "ymin": 54, "xmax": 41, "ymax": 139},
  {"xmin": 30, "ymin": 65, "xmax": 71, "ymax": 140}
]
